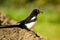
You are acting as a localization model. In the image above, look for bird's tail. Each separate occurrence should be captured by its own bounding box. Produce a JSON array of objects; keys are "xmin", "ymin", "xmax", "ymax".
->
[{"xmin": 0, "ymin": 25, "xmax": 19, "ymax": 28}]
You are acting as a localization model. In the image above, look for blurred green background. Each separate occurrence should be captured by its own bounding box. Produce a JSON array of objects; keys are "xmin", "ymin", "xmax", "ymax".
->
[{"xmin": 0, "ymin": 0, "xmax": 60, "ymax": 40}]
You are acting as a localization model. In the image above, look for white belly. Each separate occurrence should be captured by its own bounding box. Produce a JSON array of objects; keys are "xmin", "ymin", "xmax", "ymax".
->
[{"xmin": 25, "ymin": 22, "xmax": 36, "ymax": 29}]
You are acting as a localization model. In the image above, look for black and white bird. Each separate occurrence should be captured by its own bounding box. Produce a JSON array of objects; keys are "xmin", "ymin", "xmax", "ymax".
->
[
  {"xmin": 0, "ymin": 9, "xmax": 42, "ymax": 31},
  {"xmin": 18, "ymin": 9, "xmax": 40, "ymax": 30}
]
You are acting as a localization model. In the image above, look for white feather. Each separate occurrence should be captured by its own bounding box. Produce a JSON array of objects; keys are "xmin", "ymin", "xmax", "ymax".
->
[
  {"xmin": 25, "ymin": 21, "xmax": 36, "ymax": 29},
  {"xmin": 31, "ymin": 16, "xmax": 36, "ymax": 20}
]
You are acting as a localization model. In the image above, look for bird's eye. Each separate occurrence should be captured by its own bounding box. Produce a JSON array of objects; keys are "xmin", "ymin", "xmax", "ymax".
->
[
  {"xmin": 37, "ymin": 10, "xmax": 40, "ymax": 13},
  {"xmin": 37, "ymin": 10, "xmax": 38, "ymax": 12}
]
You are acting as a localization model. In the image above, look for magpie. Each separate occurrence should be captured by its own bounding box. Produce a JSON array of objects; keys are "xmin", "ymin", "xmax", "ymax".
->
[{"xmin": 0, "ymin": 9, "xmax": 41, "ymax": 30}]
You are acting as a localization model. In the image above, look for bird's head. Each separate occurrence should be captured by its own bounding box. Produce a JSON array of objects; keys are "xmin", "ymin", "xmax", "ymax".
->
[{"xmin": 31, "ymin": 9, "xmax": 42, "ymax": 16}]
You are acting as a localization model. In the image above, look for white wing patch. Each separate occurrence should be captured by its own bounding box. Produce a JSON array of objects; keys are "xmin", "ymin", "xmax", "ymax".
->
[
  {"xmin": 31, "ymin": 16, "xmax": 36, "ymax": 20},
  {"xmin": 25, "ymin": 21, "xmax": 36, "ymax": 29}
]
